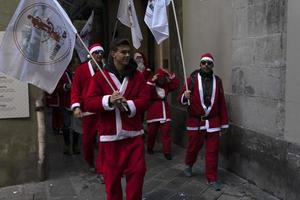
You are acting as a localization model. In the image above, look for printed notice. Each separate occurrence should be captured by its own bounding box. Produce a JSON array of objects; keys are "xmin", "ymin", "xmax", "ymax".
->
[{"xmin": 0, "ymin": 74, "xmax": 29, "ymax": 119}]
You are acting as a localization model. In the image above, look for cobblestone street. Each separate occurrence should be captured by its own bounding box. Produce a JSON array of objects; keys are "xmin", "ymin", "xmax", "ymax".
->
[{"xmin": 0, "ymin": 128, "xmax": 279, "ymax": 200}]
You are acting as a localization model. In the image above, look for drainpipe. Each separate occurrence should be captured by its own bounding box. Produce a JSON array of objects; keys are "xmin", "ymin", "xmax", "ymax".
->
[{"xmin": 35, "ymin": 91, "xmax": 46, "ymax": 180}]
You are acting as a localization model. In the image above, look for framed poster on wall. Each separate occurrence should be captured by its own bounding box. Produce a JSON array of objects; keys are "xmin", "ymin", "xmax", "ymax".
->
[{"xmin": 0, "ymin": 31, "xmax": 29, "ymax": 119}]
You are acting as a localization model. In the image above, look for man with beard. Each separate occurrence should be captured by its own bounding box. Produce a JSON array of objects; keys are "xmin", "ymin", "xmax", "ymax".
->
[
  {"xmin": 178, "ymin": 53, "xmax": 229, "ymax": 191},
  {"xmin": 71, "ymin": 43, "xmax": 104, "ymax": 177},
  {"xmin": 85, "ymin": 39, "xmax": 150, "ymax": 200}
]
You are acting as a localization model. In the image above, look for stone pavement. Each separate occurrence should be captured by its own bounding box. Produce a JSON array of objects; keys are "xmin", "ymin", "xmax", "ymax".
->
[{"xmin": 0, "ymin": 130, "xmax": 279, "ymax": 200}]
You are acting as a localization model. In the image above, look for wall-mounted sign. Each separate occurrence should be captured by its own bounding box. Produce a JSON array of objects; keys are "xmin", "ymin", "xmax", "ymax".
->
[
  {"xmin": 0, "ymin": 31, "xmax": 29, "ymax": 119},
  {"xmin": 0, "ymin": 73, "xmax": 29, "ymax": 119}
]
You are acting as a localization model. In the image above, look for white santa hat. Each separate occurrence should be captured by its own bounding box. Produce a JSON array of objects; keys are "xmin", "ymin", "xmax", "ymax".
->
[
  {"xmin": 87, "ymin": 43, "xmax": 104, "ymax": 58},
  {"xmin": 200, "ymin": 53, "xmax": 214, "ymax": 63}
]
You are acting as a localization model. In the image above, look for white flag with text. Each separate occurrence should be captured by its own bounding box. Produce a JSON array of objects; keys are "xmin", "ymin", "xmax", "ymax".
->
[
  {"xmin": 144, "ymin": 0, "xmax": 169, "ymax": 44},
  {"xmin": 117, "ymin": 0, "xmax": 143, "ymax": 49},
  {"xmin": 75, "ymin": 11, "xmax": 94, "ymax": 62},
  {"xmin": 0, "ymin": 0, "xmax": 77, "ymax": 93}
]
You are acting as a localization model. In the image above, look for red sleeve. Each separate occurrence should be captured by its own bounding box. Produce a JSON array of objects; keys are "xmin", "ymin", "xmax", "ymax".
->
[
  {"xmin": 131, "ymin": 75, "xmax": 151, "ymax": 113},
  {"xmin": 177, "ymin": 76, "xmax": 192, "ymax": 105},
  {"xmin": 70, "ymin": 67, "xmax": 83, "ymax": 108},
  {"xmin": 85, "ymin": 73, "xmax": 108, "ymax": 113},
  {"xmin": 167, "ymin": 74, "xmax": 180, "ymax": 92}
]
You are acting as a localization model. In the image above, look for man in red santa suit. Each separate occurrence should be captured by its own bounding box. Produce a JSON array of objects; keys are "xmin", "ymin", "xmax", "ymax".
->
[
  {"xmin": 71, "ymin": 43, "xmax": 104, "ymax": 174},
  {"xmin": 178, "ymin": 53, "xmax": 229, "ymax": 191},
  {"xmin": 146, "ymin": 67, "xmax": 179, "ymax": 160},
  {"xmin": 85, "ymin": 38, "xmax": 150, "ymax": 200}
]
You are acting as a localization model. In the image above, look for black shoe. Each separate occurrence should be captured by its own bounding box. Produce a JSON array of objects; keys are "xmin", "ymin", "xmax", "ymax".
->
[
  {"xmin": 164, "ymin": 154, "xmax": 172, "ymax": 160},
  {"xmin": 63, "ymin": 145, "xmax": 71, "ymax": 155},
  {"xmin": 97, "ymin": 174, "xmax": 105, "ymax": 184},
  {"xmin": 208, "ymin": 181, "xmax": 221, "ymax": 191},
  {"xmin": 147, "ymin": 148, "xmax": 154, "ymax": 154}
]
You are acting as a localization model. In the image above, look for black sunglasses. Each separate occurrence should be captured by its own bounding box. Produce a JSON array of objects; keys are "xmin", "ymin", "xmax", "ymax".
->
[
  {"xmin": 200, "ymin": 60, "xmax": 213, "ymax": 66},
  {"xmin": 93, "ymin": 50, "xmax": 104, "ymax": 55}
]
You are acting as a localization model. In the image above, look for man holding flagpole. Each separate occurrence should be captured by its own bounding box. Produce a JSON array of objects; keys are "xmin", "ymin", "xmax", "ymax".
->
[
  {"xmin": 71, "ymin": 43, "xmax": 105, "ymax": 176},
  {"xmin": 86, "ymin": 38, "xmax": 150, "ymax": 200},
  {"xmin": 0, "ymin": 0, "xmax": 77, "ymax": 94}
]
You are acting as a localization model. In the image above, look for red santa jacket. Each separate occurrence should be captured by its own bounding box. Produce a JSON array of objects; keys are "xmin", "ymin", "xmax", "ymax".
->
[
  {"xmin": 146, "ymin": 73, "xmax": 179, "ymax": 123},
  {"xmin": 143, "ymin": 68, "xmax": 152, "ymax": 81},
  {"xmin": 71, "ymin": 61, "xmax": 96, "ymax": 115},
  {"xmin": 178, "ymin": 72, "xmax": 229, "ymax": 133},
  {"xmin": 85, "ymin": 66, "xmax": 150, "ymax": 142},
  {"xmin": 56, "ymin": 70, "xmax": 72, "ymax": 109}
]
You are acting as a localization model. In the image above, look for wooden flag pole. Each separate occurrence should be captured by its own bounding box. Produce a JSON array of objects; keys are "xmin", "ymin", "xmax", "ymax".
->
[
  {"xmin": 76, "ymin": 33, "xmax": 128, "ymax": 111},
  {"xmin": 170, "ymin": 0, "xmax": 190, "ymax": 105},
  {"xmin": 111, "ymin": 19, "xmax": 118, "ymax": 42}
]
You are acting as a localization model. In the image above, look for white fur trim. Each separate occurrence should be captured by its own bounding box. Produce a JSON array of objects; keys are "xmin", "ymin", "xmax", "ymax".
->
[
  {"xmin": 197, "ymin": 74, "xmax": 216, "ymax": 116},
  {"xmin": 89, "ymin": 46, "xmax": 104, "ymax": 54},
  {"xmin": 71, "ymin": 103, "xmax": 80, "ymax": 110},
  {"xmin": 186, "ymin": 126, "xmax": 221, "ymax": 133},
  {"xmin": 102, "ymin": 95, "xmax": 115, "ymax": 111},
  {"xmin": 99, "ymin": 130, "xmax": 144, "ymax": 142},
  {"xmin": 88, "ymin": 61, "xmax": 95, "ymax": 76},
  {"xmin": 82, "ymin": 112, "xmax": 95, "ymax": 116},
  {"xmin": 127, "ymin": 100, "xmax": 136, "ymax": 118},
  {"xmin": 181, "ymin": 94, "xmax": 189, "ymax": 105},
  {"xmin": 109, "ymin": 73, "xmax": 129, "ymax": 95},
  {"xmin": 147, "ymin": 81, "xmax": 156, "ymax": 86},
  {"xmin": 156, "ymin": 87, "xmax": 165, "ymax": 99},
  {"xmin": 147, "ymin": 118, "xmax": 171, "ymax": 123},
  {"xmin": 200, "ymin": 57, "xmax": 214, "ymax": 62},
  {"xmin": 221, "ymin": 124, "xmax": 229, "ymax": 129}
]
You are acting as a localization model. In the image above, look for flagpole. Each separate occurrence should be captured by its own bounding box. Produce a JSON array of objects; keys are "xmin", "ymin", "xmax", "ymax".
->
[
  {"xmin": 112, "ymin": 19, "xmax": 118, "ymax": 42},
  {"xmin": 76, "ymin": 33, "xmax": 128, "ymax": 111},
  {"xmin": 170, "ymin": 0, "xmax": 190, "ymax": 105}
]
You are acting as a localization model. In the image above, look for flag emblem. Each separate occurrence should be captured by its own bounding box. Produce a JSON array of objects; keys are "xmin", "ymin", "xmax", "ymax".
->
[{"xmin": 13, "ymin": 3, "xmax": 72, "ymax": 65}]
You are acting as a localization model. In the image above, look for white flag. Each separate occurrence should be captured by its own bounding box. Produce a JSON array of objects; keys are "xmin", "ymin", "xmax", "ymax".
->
[
  {"xmin": 117, "ymin": 0, "xmax": 143, "ymax": 49},
  {"xmin": 0, "ymin": 0, "xmax": 77, "ymax": 93},
  {"xmin": 75, "ymin": 11, "xmax": 94, "ymax": 62},
  {"xmin": 144, "ymin": 0, "xmax": 169, "ymax": 44}
]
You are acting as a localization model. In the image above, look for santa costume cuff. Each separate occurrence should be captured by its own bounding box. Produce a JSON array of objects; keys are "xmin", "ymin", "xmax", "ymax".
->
[
  {"xmin": 126, "ymin": 100, "xmax": 136, "ymax": 118},
  {"xmin": 102, "ymin": 95, "xmax": 115, "ymax": 111}
]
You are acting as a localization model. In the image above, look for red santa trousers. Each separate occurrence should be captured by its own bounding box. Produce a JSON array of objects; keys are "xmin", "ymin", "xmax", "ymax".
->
[
  {"xmin": 147, "ymin": 122, "xmax": 171, "ymax": 154},
  {"xmin": 101, "ymin": 136, "xmax": 146, "ymax": 200},
  {"xmin": 185, "ymin": 130, "xmax": 220, "ymax": 182},
  {"xmin": 82, "ymin": 115, "xmax": 98, "ymax": 167}
]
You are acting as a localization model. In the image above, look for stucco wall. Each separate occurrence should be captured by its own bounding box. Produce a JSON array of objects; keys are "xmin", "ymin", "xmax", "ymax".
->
[
  {"xmin": 285, "ymin": 0, "xmax": 300, "ymax": 143},
  {"xmin": 174, "ymin": 0, "xmax": 300, "ymax": 199},
  {"xmin": 0, "ymin": 0, "xmax": 40, "ymax": 187}
]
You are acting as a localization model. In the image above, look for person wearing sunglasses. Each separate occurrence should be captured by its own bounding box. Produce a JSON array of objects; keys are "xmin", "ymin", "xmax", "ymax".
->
[
  {"xmin": 71, "ymin": 43, "xmax": 105, "ymax": 182},
  {"xmin": 178, "ymin": 53, "xmax": 229, "ymax": 191}
]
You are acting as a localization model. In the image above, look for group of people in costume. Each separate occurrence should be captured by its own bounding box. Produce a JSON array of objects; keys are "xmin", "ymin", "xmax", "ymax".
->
[{"xmin": 46, "ymin": 38, "xmax": 229, "ymax": 199}]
